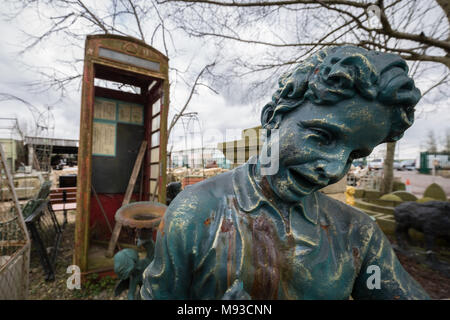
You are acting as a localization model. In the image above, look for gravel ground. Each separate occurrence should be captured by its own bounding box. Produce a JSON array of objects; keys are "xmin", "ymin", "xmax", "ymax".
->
[
  {"xmin": 386, "ymin": 234, "xmax": 450, "ymax": 299},
  {"xmin": 27, "ymin": 211, "xmax": 125, "ymax": 300},
  {"xmin": 396, "ymin": 252, "xmax": 450, "ymax": 299}
]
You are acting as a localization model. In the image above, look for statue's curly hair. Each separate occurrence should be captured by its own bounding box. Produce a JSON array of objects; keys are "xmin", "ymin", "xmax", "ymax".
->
[{"xmin": 261, "ymin": 46, "xmax": 421, "ymax": 142}]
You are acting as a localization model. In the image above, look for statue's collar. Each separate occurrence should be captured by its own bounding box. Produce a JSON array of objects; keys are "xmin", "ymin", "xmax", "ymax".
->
[{"xmin": 232, "ymin": 157, "xmax": 319, "ymax": 225}]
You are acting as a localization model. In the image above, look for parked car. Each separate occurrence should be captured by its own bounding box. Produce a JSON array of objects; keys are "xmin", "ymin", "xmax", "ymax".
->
[
  {"xmin": 399, "ymin": 159, "xmax": 416, "ymax": 171},
  {"xmin": 393, "ymin": 160, "xmax": 401, "ymax": 170},
  {"xmin": 368, "ymin": 158, "xmax": 384, "ymax": 170}
]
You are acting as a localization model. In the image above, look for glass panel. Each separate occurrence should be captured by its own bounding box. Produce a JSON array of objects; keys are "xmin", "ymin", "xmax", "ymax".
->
[
  {"xmin": 98, "ymin": 47, "xmax": 160, "ymax": 71},
  {"xmin": 118, "ymin": 104, "xmax": 131, "ymax": 122},
  {"xmin": 150, "ymin": 164, "xmax": 159, "ymax": 178},
  {"xmin": 152, "ymin": 115, "xmax": 160, "ymax": 131},
  {"xmin": 151, "ymin": 131, "xmax": 160, "ymax": 147},
  {"xmin": 150, "ymin": 180, "xmax": 158, "ymax": 195},
  {"xmin": 130, "ymin": 105, "xmax": 143, "ymax": 124},
  {"xmin": 94, "ymin": 99, "xmax": 116, "ymax": 121},
  {"xmin": 151, "ymin": 147, "xmax": 160, "ymax": 163},
  {"xmin": 153, "ymin": 99, "xmax": 160, "ymax": 115},
  {"xmin": 92, "ymin": 122, "xmax": 116, "ymax": 156}
]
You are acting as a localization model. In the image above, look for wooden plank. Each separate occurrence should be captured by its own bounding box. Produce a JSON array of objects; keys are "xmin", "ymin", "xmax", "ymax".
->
[
  {"xmin": 50, "ymin": 198, "xmax": 77, "ymax": 204},
  {"xmin": 52, "ymin": 203, "xmax": 77, "ymax": 211},
  {"xmin": 123, "ymin": 141, "xmax": 147, "ymax": 206},
  {"xmin": 106, "ymin": 141, "xmax": 147, "ymax": 258},
  {"xmin": 50, "ymin": 187, "xmax": 77, "ymax": 193},
  {"xmin": 0, "ymin": 240, "xmax": 28, "ymax": 247},
  {"xmin": 50, "ymin": 193, "xmax": 77, "ymax": 198},
  {"xmin": 74, "ymin": 57, "xmax": 95, "ymax": 272}
]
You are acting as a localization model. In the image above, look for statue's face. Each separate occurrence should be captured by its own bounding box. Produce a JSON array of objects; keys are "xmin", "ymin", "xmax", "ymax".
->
[{"xmin": 264, "ymin": 97, "xmax": 393, "ymax": 203}]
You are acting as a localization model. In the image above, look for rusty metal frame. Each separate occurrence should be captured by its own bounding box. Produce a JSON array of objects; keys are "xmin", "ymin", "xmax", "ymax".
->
[{"xmin": 75, "ymin": 34, "xmax": 169, "ymax": 272}]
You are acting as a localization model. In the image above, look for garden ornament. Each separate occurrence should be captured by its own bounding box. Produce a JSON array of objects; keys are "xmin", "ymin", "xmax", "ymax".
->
[{"xmin": 141, "ymin": 46, "xmax": 430, "ymax": 300}]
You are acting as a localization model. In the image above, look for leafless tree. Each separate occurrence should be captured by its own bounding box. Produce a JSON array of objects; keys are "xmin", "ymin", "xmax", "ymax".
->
[
  {"xmin": 444, "ymin": 128, "xmax": 450, "ymax": 153},
  {"xmin": 3, "ymin": 0, "xmax": 449, "ymax": 191},
  {"xmin": 2, "ymin": 0, "xmax": 216, "ymax": 137},
  {"xmin": 158, "ymin": 0, "xmax": 449, "ymax": 65},
  {"xmin": 426, "ymin": 129, "xmax": 438, "ymax": 153},
  {"xmin": 157, "ymin": 0, "xmax": 449, "ymax": 192}
]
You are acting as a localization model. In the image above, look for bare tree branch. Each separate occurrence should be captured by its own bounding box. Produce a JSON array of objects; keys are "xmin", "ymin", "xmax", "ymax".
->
[
  {"xmin": 168, "ymin": 62, "xmax": 216, "ymax": 138},
  {"xmin": 127, "ymin": 0, "xmax": 146, "ymax": 41}
]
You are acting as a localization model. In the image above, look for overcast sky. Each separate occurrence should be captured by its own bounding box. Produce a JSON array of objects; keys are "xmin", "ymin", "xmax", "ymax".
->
[{"xmin": 0, "ymin": 1, "xmax": 448, "ymax": 161}]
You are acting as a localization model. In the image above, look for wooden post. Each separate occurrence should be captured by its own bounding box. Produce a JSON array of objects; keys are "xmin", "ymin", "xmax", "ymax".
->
[{"xmin": 106, "ymin": 141, "xmax": 147, "ymax": 257}]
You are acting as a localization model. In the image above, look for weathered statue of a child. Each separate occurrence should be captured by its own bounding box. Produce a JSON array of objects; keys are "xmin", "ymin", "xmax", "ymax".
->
[{"xmin": 141, "ymin": 46, "xmax": 430, "ymax": 299}]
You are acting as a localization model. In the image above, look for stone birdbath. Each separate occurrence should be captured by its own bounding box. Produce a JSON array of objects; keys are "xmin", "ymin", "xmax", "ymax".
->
[
  {"xmin": 113, "ymin": 201, "xmax": 166, "ymax": 300},
  {"xmin": 115, "ymin": 201, "xmax": 165, "ymax": 230}
]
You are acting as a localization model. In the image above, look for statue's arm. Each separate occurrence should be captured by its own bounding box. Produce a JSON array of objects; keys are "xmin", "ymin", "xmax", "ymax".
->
[
  {"xmin": 351, "ymin": 222, "xmax": 431, "ymax": 300},
  {"xmin": 140, "ymin": 195, "xmax": 200, "ymax": 300}
]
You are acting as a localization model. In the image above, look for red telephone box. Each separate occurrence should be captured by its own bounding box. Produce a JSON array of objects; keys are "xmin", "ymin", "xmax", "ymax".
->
[{"xmin": 74, "ymin": 34, "xmax": 169, "ymax": 274}]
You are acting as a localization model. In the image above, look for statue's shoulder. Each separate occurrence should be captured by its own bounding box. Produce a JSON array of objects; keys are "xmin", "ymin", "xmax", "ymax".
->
[
  {"xmin": 164, "ymin": 170, "xmax": 235, "ymax": 225},
  {"xmin": 316, "ymin": 192, "xmax": 379, "ymax": 251},
  {"xmin": 316, "ymin": 191, "xmax": 376, "ymax": 227}
]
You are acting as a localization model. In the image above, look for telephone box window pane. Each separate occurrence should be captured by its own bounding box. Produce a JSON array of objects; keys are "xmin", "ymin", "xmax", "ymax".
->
[
  {"xmin": 151, "ymin": 147, "xmax": 160, "ymax": 163},
  {"xmin": 131, "ymin": 106, "xmax": 143, "ymax": 124},
  {"xmin": 118, "ymin": 104, "xmax": 131, "ymax": 122},
  {"xmin": 94, "ymin": 99, "xmax": 116, "ymax": 121},
  {"xmin": 151, "ymin": 131, "xmax": 160, "ymax": 147},
  {"xmin": 92, "ymin": 122, "xmax": 116, "ymax": 156},
  {"xmin": 152, "ymin": 116, "xmax": 160, "ymax": 131},
  {"xmin": 118, "ymin": 103, "xmax": 143, "ymax": 125},
  {"xmin": 151, "ymin": 164, "xmax": 159, "ymax": 178},
  {"xmin": 153, "ymin": 99, "xmax": 160, "ymax": 115},
  {"xmin": 98, "ymin": 47, "xmax": 160, "ymax": 72},
  {"xmin": 150, "ymin": 180, "xmax": 158, "ymax": 194}
]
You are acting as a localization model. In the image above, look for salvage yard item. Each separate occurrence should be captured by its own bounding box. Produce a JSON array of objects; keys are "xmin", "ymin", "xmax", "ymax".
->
[
  {"xmin": 140, "ymin": 46, "xmax": 430, "ymax": 300},
  {"xmin": 395, "ymin": 200, "xmax": 450, "ymax": 263},
  {"xmin": 75, "ymin": 35, "xmax": 169, "ymax": 276},
  {"xmin": 113, "ymin": 201, "xmax": 165, "ymax": 299},
  {"xmin": 22, "ymin": 180, "xmax": 52, "ymax": 219},
  {"xmin": 0, "ymin": 143, "xmax": 31, "ymax": 299},
  {"xmin": 50, "ymin": 186, "xmax": 77, "ymax": 228},
  {"xmin": 25, "ymin": 200, "xmax": 62, "ymax": 281},
  {"xmin": 59, "ymin": 174, "xmax": 77, "ymax": 188}
]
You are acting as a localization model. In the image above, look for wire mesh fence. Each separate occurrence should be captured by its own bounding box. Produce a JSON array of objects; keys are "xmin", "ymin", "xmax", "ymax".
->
[
  {"xmin": 0, "ymin": 143, "xmax": 31, "ymax": 300},
  {"xmin": 0, "ymin": 208, "xmax": 30, "ymax": 299}
]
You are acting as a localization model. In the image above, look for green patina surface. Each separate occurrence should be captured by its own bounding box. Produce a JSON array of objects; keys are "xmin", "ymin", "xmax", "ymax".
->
[{"xmin": 141, "ymin": 46, "xmax": 429, "ymax": 300}]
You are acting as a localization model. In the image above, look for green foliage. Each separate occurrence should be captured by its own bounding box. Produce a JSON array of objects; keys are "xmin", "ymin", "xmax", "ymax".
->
[
  {"xmin": 391, "ymin": 191, "xmax": 418, "ymax": 201},
  {"xmin": 379, "ymin": 194, "xmax": 403, "ymax": 202},
  {"xmin": 416, "ymin": 197, "xmax": 437, "ymax": 203},
  {"xmin": 423, "ymin": 183, "xmax": 447, "ymax": 201},
  {"xmin": 392, "ymin": 181, "xmax": 406, "ymax": 191},
  {"xmin": 363, "ymin": 190, "xmax": 381, "ymax": 200},
  {"xmin": 71, "ymin": 274, "xmax": 117, "ymax": 299}
]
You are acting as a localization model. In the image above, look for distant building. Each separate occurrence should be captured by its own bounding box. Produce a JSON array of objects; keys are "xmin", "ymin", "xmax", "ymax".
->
[
  {"xmin": 0, "ymin": 139, "xmax": 24, "ymax": 173},
  {"xmin": 217, "ymin": 126, "xmax": 263, "ymax": 168},
  {"xmin": 170, "ymin": 147, "xmax": 232, "ymax": 169}
]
